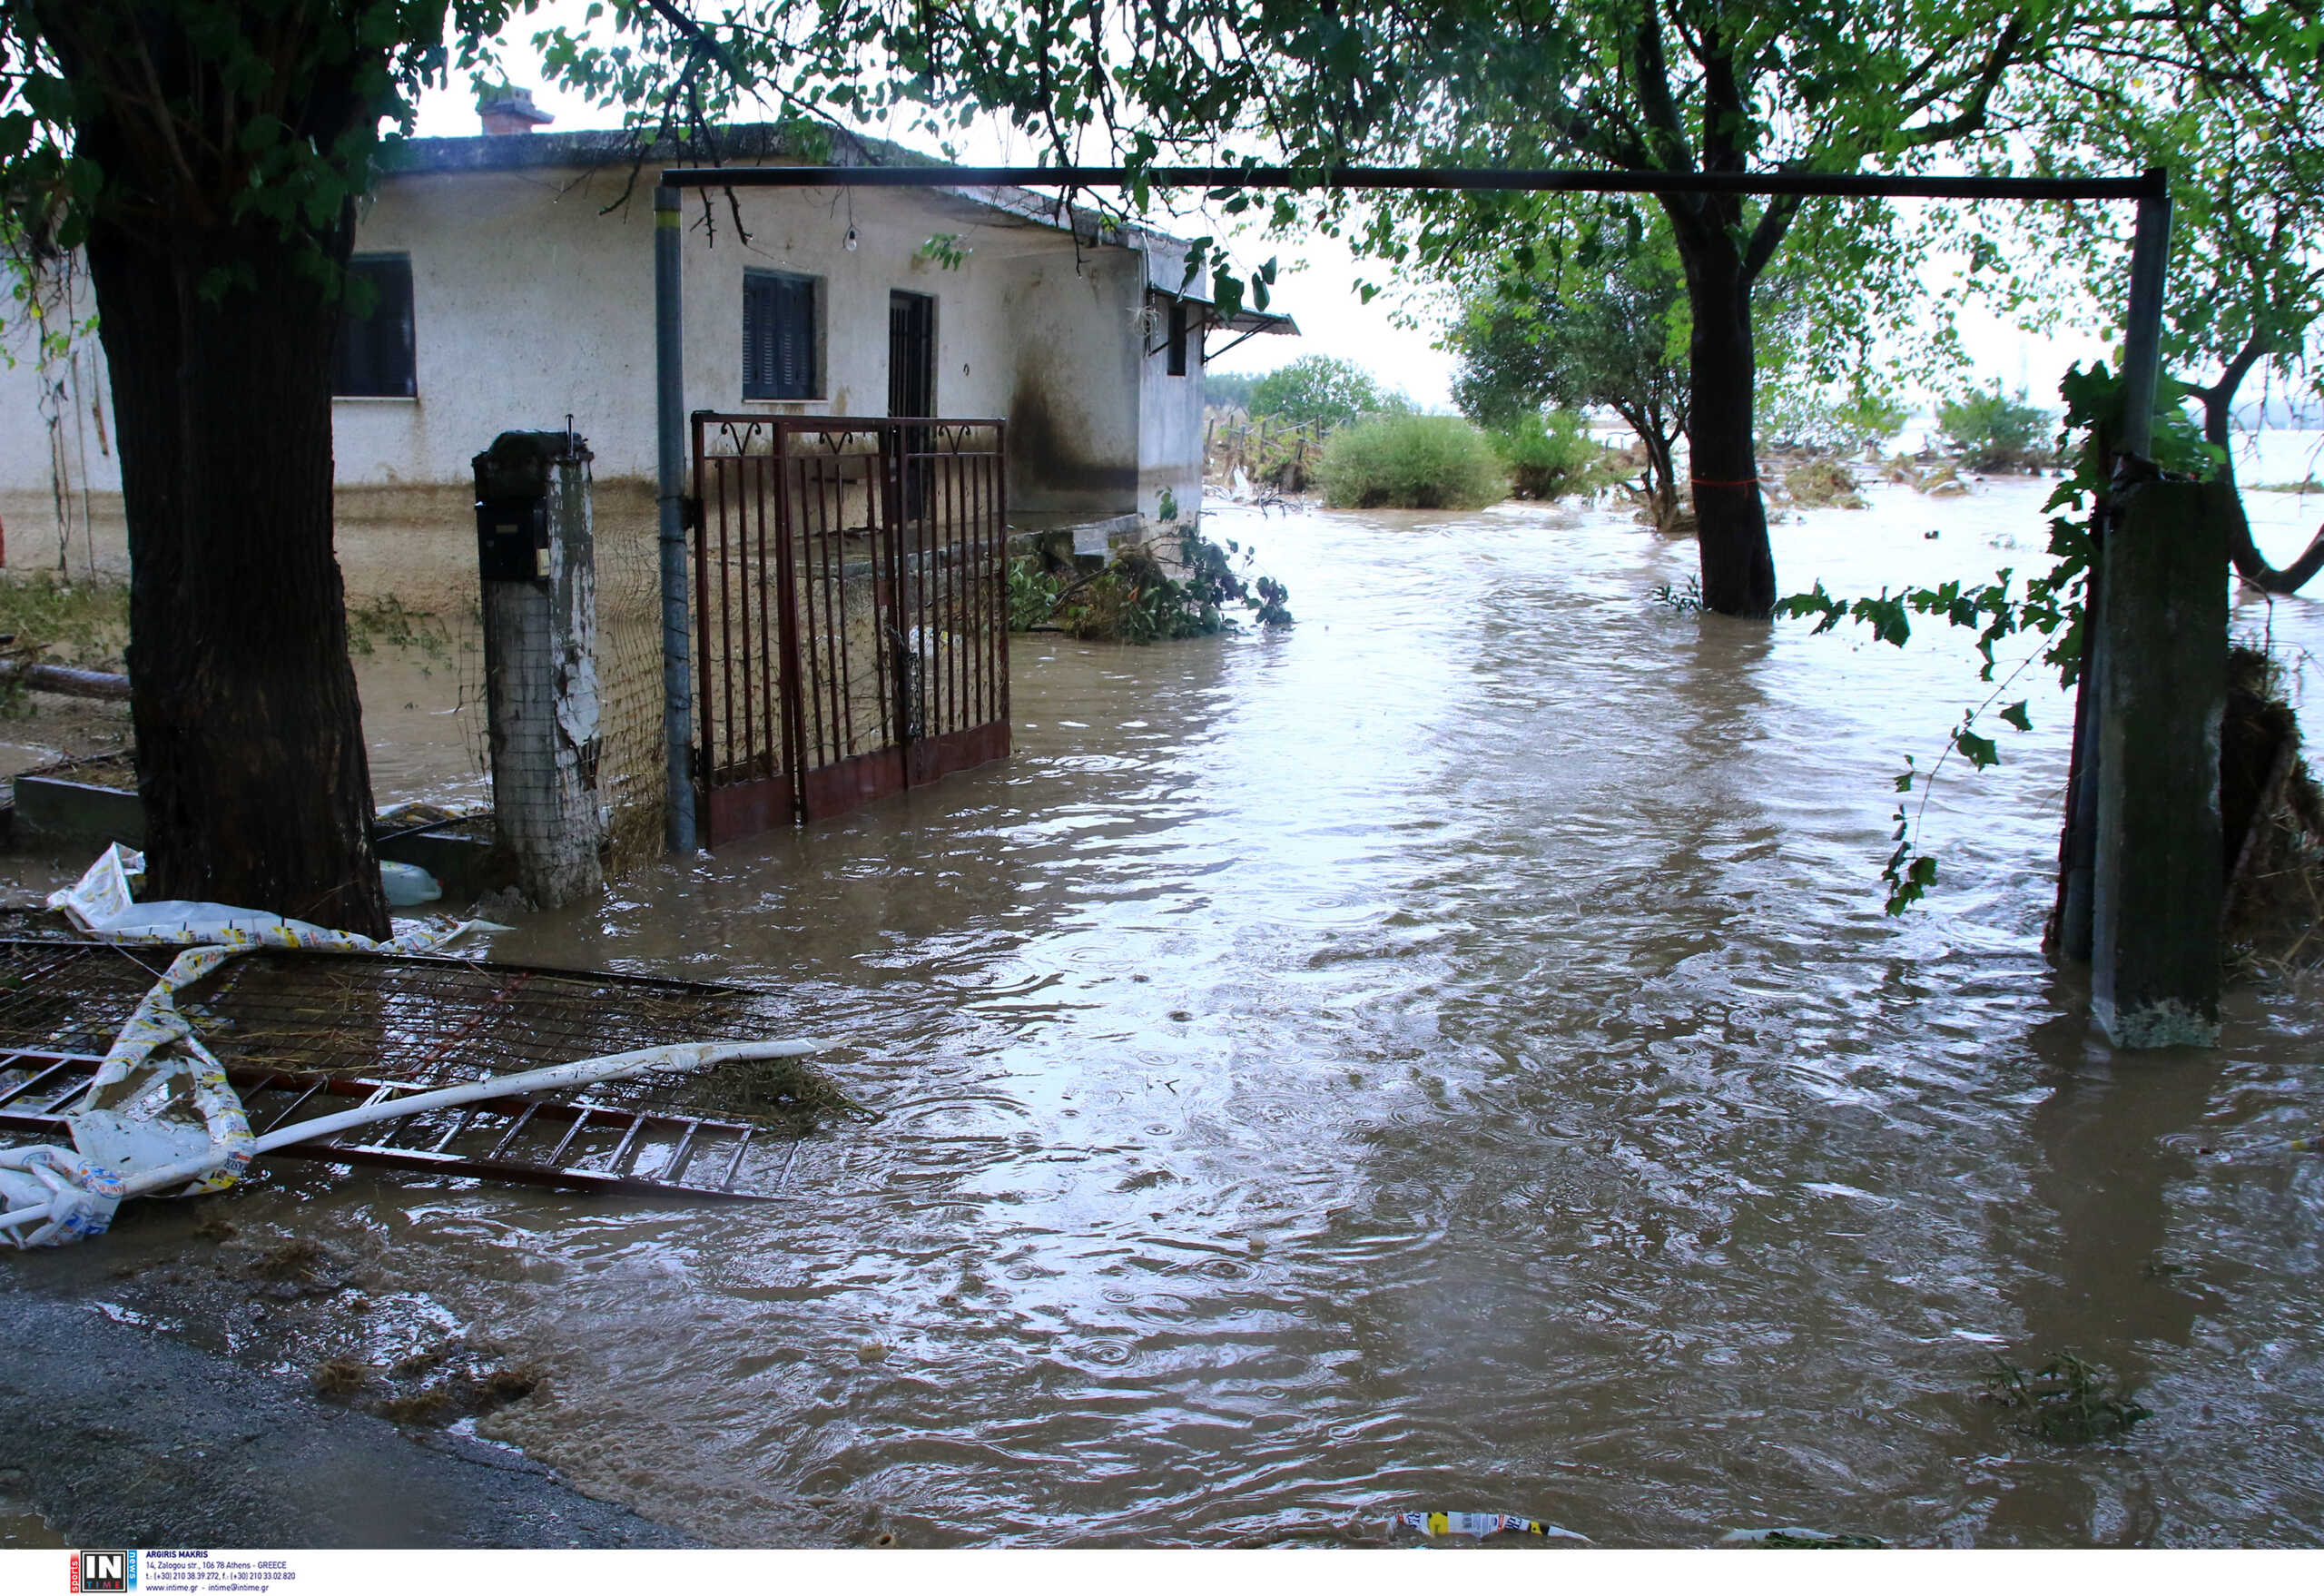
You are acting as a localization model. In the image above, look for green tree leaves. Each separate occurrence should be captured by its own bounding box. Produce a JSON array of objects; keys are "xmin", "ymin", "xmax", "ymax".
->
[{"xmin": 1248, "ymin": 353, "xmax": 1402, "ymax": 429}]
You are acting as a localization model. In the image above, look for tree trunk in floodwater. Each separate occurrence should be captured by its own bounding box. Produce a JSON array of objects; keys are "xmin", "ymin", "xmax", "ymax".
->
[
  {"xmin": 1669, "ymin": 221, "xmax": 1776, "ymax": 616},
  {"xmin": 1609, "ymin": 399, "xmax": 1682, "ymax": 532},
  {"xmin": 2196, "ymin": 368, "xmax": 2324, "ymax": 595},
  {"xmin": 1646, "ymin": 431, "xmax": 1680, "ymax": 530},
  {"xmin": 84, "ymin": 214, "xmax": 389, "ymax": 938}
]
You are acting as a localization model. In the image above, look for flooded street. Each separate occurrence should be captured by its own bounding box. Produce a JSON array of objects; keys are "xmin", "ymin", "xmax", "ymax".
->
[{"xmin": 26, "ymin": 473, "xmax": 2324, "ymax": 1546}]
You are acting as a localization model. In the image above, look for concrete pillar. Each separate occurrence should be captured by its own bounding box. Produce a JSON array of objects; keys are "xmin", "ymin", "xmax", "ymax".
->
[
  {"xmin": 472, "ymin": 430, "xmax": 605, "ymax": 908},
  {"xmin": 2092, "ymin": 478, "xmax": 2226, "ymax": 1048}
]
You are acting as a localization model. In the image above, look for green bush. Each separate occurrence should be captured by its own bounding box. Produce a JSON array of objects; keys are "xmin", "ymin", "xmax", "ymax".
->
[
  {"xmin": 1488, "ymin": 409, "xmax": 1623, "ymax": 499},
  {"xmin": 1317, "ymin": 414, "xmax": 1509, "ymax": 510},
  {"xmin": 1937, "ymin": 386, "xmax": 2053, "ymax": 471}
]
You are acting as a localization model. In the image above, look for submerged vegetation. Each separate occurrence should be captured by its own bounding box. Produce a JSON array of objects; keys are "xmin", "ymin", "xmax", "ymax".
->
[
  {"xmin": 346, "ymin": 594, "xmax": 451, "ymax": 660},
  {"xmin": 1757, "ymin": 383, "xmax": 1909, "ymax": 457},
  {"xmin": 1318, "ymin": 413, "xmax": 1507, "ymax": 510},
  {"xmin": 1012, "ymin": 529, "xmax": 1292, "ymax": 644},
  {"xmin": 1487, "ymin": 409, "xmax": 1628, "ymax": 501},
  {"xmin": 1779, "ymin": 458, "xmax": 1867, "ymax": 510},
  {"xmin": 1935, "ymin": 386, "xmax": 2054, "ymax": 474},
  {"xmin": 1982, "ymin": 1353, "xmax": 2152, "ymax": 1444}
]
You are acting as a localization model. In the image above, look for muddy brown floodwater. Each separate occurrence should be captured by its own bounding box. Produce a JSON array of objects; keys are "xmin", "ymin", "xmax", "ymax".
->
[{"xmin": 20, "ymin": 474, "xmax": 2324, "ymax": 1547}]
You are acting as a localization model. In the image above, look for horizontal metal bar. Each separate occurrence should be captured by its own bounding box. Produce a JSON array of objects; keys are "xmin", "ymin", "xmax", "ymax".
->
[
  {"xmin": 0, "ymin": 937, "xmax": 781, "ymax": 1000},
  {"xmin": 0, "ymin": 1107, "xmax": 67, "ymax": 1131},
  {"xmin": 268, "ymin": 1139, "xmax": 776, "ymax": 1204},
  {"xmin": 0, "ymin": 1059, "xmax": 76, "ymax": 1109},
  {"xmin": 661, "ymin": 163, "xmax": 2166, "ymax": 203}
]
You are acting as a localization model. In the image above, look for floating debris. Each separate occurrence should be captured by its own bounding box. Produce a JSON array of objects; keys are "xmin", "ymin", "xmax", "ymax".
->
[
  {"xmin": 1982, "ymin": 1352, "xmax": 2152, "ymax": 1443},
  {"xmin": 715, "ymin": 1051, "xmax": 876, "ymax": 1128},
  {"xmin": 312, "ymin": 1357, "xmax": 371, "ymax": 1396},
  {"xmin": 1721, "ymin": 1527, "xmax": 1888, "ymax": 1549},
  {"xmin": 1389, "ymin": 1512, "xmax": 1589, "ymax": 1542},
  {"xmin": 0, "ymin": 847, "xmax": 880, "ymax": 1245}
]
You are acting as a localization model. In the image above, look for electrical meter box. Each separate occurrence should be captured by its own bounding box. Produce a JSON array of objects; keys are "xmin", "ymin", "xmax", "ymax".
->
[{"xmin": 476, "ymin": 495, "xmax": 548, "ymax": 583}]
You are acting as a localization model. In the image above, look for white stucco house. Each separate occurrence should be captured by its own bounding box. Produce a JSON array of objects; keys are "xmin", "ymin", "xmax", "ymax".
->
[{"xmin": 0, "ymin": 108, "xmax": 1295, "ymax": 569}]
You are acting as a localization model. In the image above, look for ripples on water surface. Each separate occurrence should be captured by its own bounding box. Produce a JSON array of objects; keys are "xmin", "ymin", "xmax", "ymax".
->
[{"xmin": 207, "ymin": 478, "xmax": 2324, "ymax": 1542}]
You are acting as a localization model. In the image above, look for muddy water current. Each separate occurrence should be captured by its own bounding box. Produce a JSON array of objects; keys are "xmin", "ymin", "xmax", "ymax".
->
[{"xmin": 33, "ymin": 473, "xmax": 2324, "ymax": 1545}]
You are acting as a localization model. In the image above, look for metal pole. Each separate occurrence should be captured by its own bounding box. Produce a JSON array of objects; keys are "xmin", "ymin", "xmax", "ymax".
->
[
  {"xmin": 655, "ymin": 183, "xmax": 697, "ymax": 854},
  {"xmin": 2117, "ymin": 176, "xmax": 2173, "ymax": 460},
  {"xmin": 2058, "ymin": 173, "xmax": 2172, "ymax": 959},
  {"xmin": 656, "ymin": 164, "xmax": 2165, "ymax": 203}
]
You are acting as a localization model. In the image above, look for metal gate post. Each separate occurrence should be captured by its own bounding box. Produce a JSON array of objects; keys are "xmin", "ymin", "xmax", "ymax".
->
[
  {"xmin": 655, "ymin": 183, "xmax": 697, "ymax": 854},
  {"xmin": 2116, "ymin": 181, "xmax": 2172, "ymax": 460},
  {"xmin": 2057, "ymin": 174, "xmax": 2171, "ymax": 962}
]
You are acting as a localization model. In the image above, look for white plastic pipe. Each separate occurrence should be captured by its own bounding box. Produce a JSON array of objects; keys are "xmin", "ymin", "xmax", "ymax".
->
[{"xmin": 0, "ymin": 1038, "xmax": 831, "ymax": 1235}]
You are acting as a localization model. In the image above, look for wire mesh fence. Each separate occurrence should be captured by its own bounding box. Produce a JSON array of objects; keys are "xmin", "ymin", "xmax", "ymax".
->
[
  {"xmin": 0, "ymin": 940, "xmax": 842, "ymax": 1129},
  {"xmin": 588, "ymin": 487, "xmax": 672, "ymax": 877}
]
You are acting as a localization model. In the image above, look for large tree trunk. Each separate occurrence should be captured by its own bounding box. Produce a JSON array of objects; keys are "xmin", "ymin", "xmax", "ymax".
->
[
  {"xmin": 1671, "ymin": 229, "xmax": 1776, "ymax": 616},
  {"xmin": 84, "ymin": 213, "xmax": 390, "ymax": 937}
]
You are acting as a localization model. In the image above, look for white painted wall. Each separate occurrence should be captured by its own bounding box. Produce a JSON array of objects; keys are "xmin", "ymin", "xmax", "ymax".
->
[
  {"xmin": 1137, "ymin": 297, "xmax": 1206, "ymax": 524},
  {"xmin": 0, "ymin": 276, "xmax": 122, "ymax": 497},
  {"xmin": 0, "ymin": 143, "xmax": 1215, "ymax": 563}
]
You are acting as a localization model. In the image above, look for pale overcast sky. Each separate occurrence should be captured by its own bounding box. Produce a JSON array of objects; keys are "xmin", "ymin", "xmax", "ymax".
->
[{"xmin": 411, "ymin": 25, "xmax": 2117, "ymax": 415}]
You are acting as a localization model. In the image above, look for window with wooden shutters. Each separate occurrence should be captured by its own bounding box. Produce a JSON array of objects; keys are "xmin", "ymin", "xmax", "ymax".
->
[
  {"xmin": 743, "ymin": 270, "xmax": 817, "ymax": 399},
  {"xmin": 330, "ymin": 255, "xmax": 416, "ymax": 398}
]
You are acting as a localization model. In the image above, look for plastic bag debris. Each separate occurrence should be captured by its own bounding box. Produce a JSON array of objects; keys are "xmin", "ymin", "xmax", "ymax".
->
[
  {"xmin": 0, "ymin": 1146, "xmax": 123, "ymax": 1247},
  {"xmin": 1390, "ymin": 1512, "xmax": 1588, "ymax": 1542},
  {"xmin": 380, "ymin": 860, "xmax": 443, "ymax": 907},
  {"xmin": 48, "ymin": 844, "xmax": 476, "ymax": 946}
]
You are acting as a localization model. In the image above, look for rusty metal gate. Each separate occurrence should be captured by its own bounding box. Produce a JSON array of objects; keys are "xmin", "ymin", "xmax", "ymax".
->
[{"xmin": 690, "ymin": 414, "xmax": 1009, "ymax": 846}]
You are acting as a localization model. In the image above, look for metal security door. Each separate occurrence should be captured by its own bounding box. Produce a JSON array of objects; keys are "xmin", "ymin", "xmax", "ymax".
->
[{"xmin": 691, "ymin": 413, "xmax": 1010, "ymax": 848}]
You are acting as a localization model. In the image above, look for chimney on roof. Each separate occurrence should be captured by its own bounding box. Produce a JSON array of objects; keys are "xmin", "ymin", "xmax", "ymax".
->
[{"xmin": 478, "ymin": 86, "xmax": 555, "ymax": 136}]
